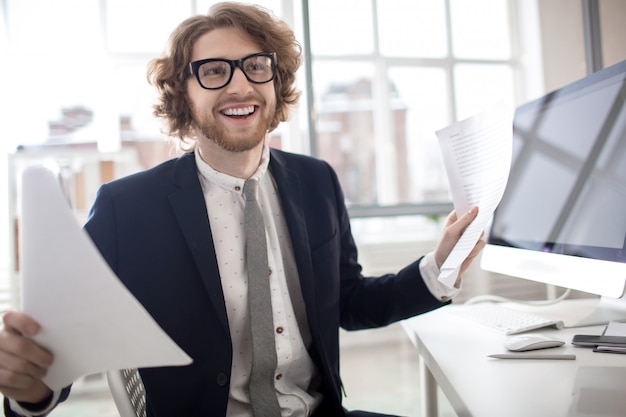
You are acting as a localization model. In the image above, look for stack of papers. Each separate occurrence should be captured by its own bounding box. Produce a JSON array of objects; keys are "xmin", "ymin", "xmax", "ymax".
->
[{"xmin": 595, "ymin": 321, "xmax": 626, "ymax": 354}]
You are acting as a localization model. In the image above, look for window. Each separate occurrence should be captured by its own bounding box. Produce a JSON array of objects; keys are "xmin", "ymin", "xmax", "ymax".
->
[
  {"xmin": 2, "ymin": 0, "xmax": 530, "ymax": 191},
  {"xmin": 308, "ymin": 0, "xmax": 519, "ymax": 210},
  {"xmin": 0, "ymin": 0, "xmax": 542, "ymax": 308}
]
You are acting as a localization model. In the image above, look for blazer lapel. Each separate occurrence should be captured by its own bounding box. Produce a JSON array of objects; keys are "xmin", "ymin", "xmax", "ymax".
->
[
  {"xmin": 269, "ymin": 151, "xmax": 319, "ymax": 331},
  {"xmin": 167, "ymin": 153, "xmax": 230, "ymax": 335}
]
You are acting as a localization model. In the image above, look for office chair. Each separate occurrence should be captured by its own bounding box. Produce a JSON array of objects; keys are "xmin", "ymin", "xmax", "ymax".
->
[
  {"xmin": 106, "ymin": 368, "xmax": 147, "ymax": 417},
  {"xmin": 105, "ymin": 369, "xmax": 404, "ymax": 417}
]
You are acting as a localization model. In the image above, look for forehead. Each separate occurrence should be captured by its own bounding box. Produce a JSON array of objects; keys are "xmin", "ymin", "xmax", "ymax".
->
[{"xmin": 191, "ymin": 27, "xmax": 262, "ymax": 61}]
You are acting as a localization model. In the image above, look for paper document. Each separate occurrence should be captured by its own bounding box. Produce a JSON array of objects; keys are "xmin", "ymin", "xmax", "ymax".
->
[
  {"xmin": 21, "ymin": 165, "xmax": 192, "ymax": 390},
  {"xmin": 436, "ymin": 102, "xmax": 513, "ymax": 288}
]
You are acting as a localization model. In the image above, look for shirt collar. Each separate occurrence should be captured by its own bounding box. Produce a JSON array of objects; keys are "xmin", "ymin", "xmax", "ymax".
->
[{"xmin": 195, "ymin": 145, "xmax": 270, "ymax": 193}]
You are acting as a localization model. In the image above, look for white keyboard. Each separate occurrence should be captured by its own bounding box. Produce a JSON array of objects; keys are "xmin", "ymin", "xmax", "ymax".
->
[{"xmin": 450, "ymin": 303, "xmax": 564, "ymax": 335}]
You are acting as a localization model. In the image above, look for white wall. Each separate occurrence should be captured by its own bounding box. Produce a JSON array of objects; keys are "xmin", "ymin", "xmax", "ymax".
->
[{"xmin": 537, "ymin": 0, "xmax": 626, "ymax": 93}]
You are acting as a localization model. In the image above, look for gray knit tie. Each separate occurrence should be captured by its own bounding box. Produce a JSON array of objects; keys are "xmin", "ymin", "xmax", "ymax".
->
[{"xmin": 243, "ymin": 179, "xmax": 281, "ymax": 416}]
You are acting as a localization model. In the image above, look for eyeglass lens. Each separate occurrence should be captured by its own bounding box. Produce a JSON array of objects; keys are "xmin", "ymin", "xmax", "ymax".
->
[{"xmin": 196, "ymin": 55, "xmax": 274, "ymax": 89}]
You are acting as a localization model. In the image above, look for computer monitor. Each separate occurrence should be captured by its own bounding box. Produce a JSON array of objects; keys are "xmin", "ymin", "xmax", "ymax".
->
[{"xmin": 480, "ymin": 58, "xmax": 626, "ymax": 326}]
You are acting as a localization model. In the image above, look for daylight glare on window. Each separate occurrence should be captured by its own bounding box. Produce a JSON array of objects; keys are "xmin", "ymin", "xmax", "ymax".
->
[
  {"xmin": 106, "ymin": 0, "xmax": 190, "ymax": 53},
  {"xmin": 449, "ymin": 0, "xmax": 511, "ymax": 59},
  {"xmin": 454, "ymin": 64, "xmax": 515, "ymax": 120},
  {"xmin": 308, "ymin": 0, "xmax": 374, "ymax": 56},
  {"xmin": 377, "ymin": 0, "xmax": 448, "ymax": 58},
  {"xmin": 387, "ymin": 67, "xmax": 450, "ymax": 203}
]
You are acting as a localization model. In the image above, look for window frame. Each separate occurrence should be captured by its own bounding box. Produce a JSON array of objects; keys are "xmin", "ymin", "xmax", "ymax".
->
[{"xmin": 302, "ymin": 0, "xmax": 532, "ymax": 218}]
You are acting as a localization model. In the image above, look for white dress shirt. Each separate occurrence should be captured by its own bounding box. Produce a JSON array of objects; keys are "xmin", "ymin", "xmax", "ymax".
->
[{"xmin": 195, "ymin": 147, "xmax": 322, "ymax": 417}]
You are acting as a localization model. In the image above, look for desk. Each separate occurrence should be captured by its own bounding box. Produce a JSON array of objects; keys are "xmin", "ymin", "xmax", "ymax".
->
[{"xmin": 401, "ymin": 299, "xmax": 626, "ymax": 417}]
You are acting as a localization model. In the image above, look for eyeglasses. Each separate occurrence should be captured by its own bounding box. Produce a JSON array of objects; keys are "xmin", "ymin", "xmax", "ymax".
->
[{"xmin": 189, "ymin": 52, "xmax": 277, "ymax": 90}]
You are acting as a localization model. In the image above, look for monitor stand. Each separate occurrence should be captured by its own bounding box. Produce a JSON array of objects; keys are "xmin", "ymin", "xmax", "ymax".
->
[{"xmin": 568, "ymin": 296, "xmax": 626, "ymax": 327}]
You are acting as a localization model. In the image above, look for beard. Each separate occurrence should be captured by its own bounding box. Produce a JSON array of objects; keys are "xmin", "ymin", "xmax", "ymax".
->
[{"xmin": 191, "ymin": 98, "xmax": 273, "ymax": 153}]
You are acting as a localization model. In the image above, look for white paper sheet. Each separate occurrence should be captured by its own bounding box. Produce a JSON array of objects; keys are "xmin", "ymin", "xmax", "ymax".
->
[
  {"xmin": 604, "ymin": 320, "xmax": 626, "ymax": 337},
  {"xmin": 20, "ymin": 165, "xmax": 192, "ymax": 390},
  {"xmin": 436, "ymin": 102, "xmax": 513, "ymax": 288}
]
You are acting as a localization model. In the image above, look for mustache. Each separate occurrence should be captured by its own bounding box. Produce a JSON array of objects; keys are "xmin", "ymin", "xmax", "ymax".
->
[{"xmin": 216, "ymin": 93, "xmax": 264, "ymax": 109}]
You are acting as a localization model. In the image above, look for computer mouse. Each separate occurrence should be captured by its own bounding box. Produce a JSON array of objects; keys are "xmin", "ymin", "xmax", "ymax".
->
[{"xmin": 503, "ymin": 334, "xmax": 565, "ymax": 352}]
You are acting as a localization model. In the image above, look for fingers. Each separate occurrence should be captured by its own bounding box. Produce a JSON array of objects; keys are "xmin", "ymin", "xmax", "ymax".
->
[
  {"xmin": 1, "ymin": 312, "xmax": 52, "ymax": 369},
  {"xmin": 3, "ymin": 311, "xmax": 41, "ymax": 338},
  {"xmin": 434, "ymin": 207, "xmax": 479, "ymax": 268},
  {"xmin": 449, "ymin": 206, "xmax": 478, "ymax": 233},
  {"xmin": 0, "ymin": 332, "xmax": 52, "ymax": 374},
  {"xmin": 0, "ymin": 311, "xmax": 54, "ymax": 403}
]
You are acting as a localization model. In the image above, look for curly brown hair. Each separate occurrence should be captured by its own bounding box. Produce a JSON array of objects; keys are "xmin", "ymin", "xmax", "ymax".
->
[{"xmin": 147, "ymin": 2, "xmax": 302, "ymax": 149}]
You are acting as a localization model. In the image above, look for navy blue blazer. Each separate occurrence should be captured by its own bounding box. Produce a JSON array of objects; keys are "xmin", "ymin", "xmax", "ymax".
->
[{"xmin": 16, "ymin": 149, "xmax": 447, "ymax": 417}]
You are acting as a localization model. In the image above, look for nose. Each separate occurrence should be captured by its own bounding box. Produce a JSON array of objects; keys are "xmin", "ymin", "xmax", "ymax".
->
[{"xmin": 225, "ymin": 66, "xmax": 253, "ymax": 94}]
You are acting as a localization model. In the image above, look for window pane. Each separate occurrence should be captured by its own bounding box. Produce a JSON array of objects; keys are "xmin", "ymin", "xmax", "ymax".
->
[
  {"xmin": 6, "ymin": 0, "xmax": 99, "ymax": 54},
  {"xmin": 449, "ymin": 0, "xmax": 511, "ymax": 59},
  {"xmin": 313, "ymin": 61, "xmax": 376, "ymax": 204},
  {"xmin": 387, "ymin": 67, "xmax": 451, "ymax": 202},
  {"xmin": 106, "ymin": 0, "xmax": 191, "ymax": 53},
  {"xmin": 378, "ymin": 0, "xmax": 447, "ymax": 58},
  {"xmin": 454, "ymin": 63, "xmax": 514, "ymax": 120},
  {"xmin": 111, "ymin": 64, "xmax": 162, "ymax": 141},
  {"xmin": 309, "ymin": 0, "xmax": 374, "ymax": 55}
]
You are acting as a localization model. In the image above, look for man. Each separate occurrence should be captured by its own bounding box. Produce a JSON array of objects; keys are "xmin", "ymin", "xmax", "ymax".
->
[{"xmin": 0, "ymin": 3, "xmax": 484, "ymax": 416}]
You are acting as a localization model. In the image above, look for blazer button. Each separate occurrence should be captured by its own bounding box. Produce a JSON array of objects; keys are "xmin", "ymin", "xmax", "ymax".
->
[{"xmin": 216, "ymin": 372, "xmax": 229, "ymax": 387}]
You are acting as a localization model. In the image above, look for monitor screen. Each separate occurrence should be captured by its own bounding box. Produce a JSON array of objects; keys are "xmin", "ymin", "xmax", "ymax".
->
[{"xmin": 481, "ymin": 59, "xmax": 626, "ymax": 299}]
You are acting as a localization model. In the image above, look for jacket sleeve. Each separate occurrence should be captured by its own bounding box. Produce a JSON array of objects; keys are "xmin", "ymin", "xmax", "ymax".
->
[
  {"xmin": 320, "ymin": 161, "xmax": 449, "ymax": 330},
  {"xmin": 3, "ymin": 387, "xmax": 70, "ymax": 417}
]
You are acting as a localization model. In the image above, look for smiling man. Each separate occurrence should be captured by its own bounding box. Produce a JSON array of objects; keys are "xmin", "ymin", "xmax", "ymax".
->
[{"xmin": 0, "ymin": 3, "xmax": 483, "ymax": 417}]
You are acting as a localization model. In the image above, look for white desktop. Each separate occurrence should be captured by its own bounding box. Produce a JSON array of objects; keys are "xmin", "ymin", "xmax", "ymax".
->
[
  {"xmin": 403, "ymin": 59, "xmax": 626, "ymax": 417},
  {"xmin": 402, "ymin": 302, "xmax": 625, "ymax": 417}
]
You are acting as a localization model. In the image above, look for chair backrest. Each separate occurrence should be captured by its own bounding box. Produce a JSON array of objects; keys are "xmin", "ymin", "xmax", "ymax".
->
[{"xmin": 107, "ymin": 368, "xmax": 147, "ymax": 417}]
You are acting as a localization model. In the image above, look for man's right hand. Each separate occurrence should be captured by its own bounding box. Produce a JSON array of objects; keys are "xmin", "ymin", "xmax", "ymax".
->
[{"xmin": 0, "ymin": 311, "xmax": 53, "ymax": 403}]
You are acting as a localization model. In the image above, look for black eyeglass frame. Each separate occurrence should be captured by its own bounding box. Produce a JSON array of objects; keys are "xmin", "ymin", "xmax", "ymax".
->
[{"xmin": 189, "ymin": 52, "xmax": 277, "ymax": 90}]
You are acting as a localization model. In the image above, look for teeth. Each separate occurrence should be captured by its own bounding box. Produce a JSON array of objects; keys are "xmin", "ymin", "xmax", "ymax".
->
[{"xmin": 223, "ymin": 106, "xmax": 254, "ymax": 116}]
